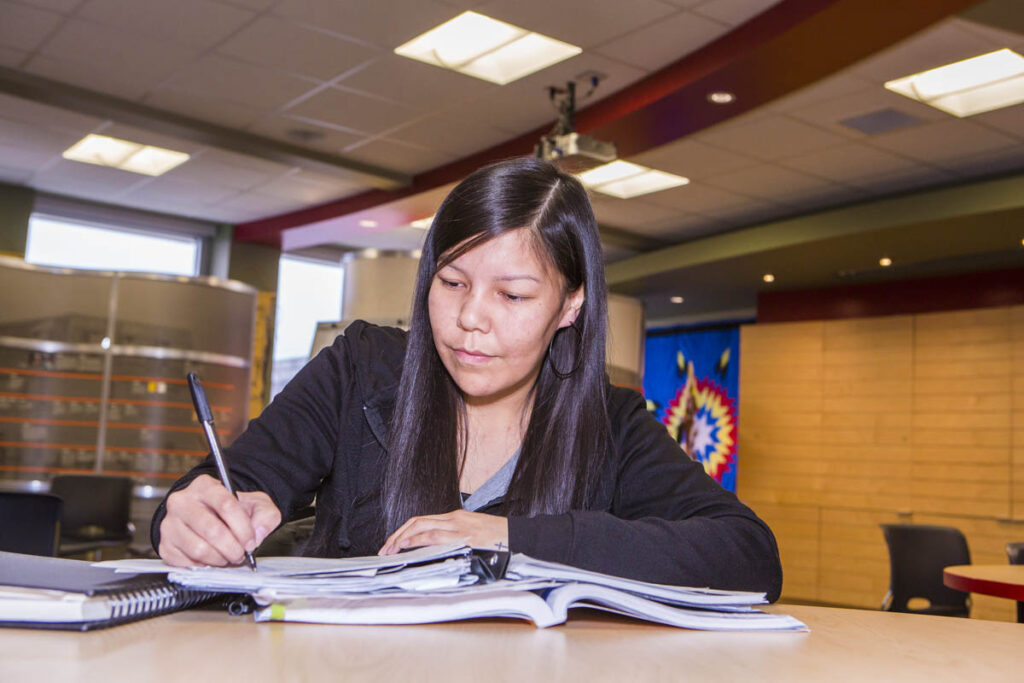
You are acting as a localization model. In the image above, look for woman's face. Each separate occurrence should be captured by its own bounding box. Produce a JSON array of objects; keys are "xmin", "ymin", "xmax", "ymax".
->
[{"xmin": 428, "ymin": 229, "xmax": 584, "ymax": 408}]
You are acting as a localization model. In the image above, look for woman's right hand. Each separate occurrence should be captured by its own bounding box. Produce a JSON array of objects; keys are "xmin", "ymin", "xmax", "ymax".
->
[{"xmin": 158, "ymin": 474, "xmax": 281, "ymax": 568}]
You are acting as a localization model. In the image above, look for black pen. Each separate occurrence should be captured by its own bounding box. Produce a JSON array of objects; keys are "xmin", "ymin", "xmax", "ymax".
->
[{"xmin": 187, "ymin": 372, "xmax": 258, "ymax": 571}]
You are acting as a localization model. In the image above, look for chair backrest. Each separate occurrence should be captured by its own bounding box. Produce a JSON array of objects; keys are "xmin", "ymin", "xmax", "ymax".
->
[
  {"xmin": 49, "ymin": 475, "xmax": 134, "ymax": 540},
  {"xmin": 880, "ymin": 523, "xmax": 971, "ymax": 618},
  {"xmin": 0, "ymin": 492, "xmax": 62, "ymax": 556},
  {"xmin": 1008, "ymin": 542, "xmax": 1024, "ymax": 565}
]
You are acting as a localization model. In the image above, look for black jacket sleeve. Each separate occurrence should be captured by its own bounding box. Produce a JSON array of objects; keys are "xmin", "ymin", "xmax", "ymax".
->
[
  {"xmin": 150, "ymin": 331, "xmax": 350, "ymax": 551},
  {"xmin": 507, "ymin": 388, "xmax": 783, "ymax": 602}
]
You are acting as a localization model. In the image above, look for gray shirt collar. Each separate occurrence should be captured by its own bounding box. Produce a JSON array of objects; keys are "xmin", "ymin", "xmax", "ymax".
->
[{"xmin": 461, "ymin": 447, "xmax": 521, "ymax": 512}]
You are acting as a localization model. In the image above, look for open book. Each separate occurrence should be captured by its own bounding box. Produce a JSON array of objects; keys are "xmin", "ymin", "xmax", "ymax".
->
[
  {"xmin": 97, "ymin": 545, "xmax": 805, "ymax": 631},
  {"xmin": 253, "ymin": 581, "xmax": 805, "ymax": 630}
]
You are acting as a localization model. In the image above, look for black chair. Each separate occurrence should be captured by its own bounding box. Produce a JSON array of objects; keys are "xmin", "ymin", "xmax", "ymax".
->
[
  {"xmin": 1007, "ymin": 542, "xmax": 1024, "ymax": 624},
  {"xmin": 49, "ymin": 475, "xmax": 135, "ymax": 559},
  {"xmin": 0, "ymin": 492, "xmax": 62, "ymax": 556},
  {"xmin": 880, "ymin": 523, "xmax": 971, "ymax": 618}
]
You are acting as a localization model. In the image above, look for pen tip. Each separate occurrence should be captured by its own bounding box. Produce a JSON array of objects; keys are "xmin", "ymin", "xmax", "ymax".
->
[{"xmin": 246, "ymin": 552, "xmax": 257, "ymax": 572}]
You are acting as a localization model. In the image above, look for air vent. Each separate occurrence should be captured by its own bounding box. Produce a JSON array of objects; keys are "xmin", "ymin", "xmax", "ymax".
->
[{"xmin": 839, "ymin": 108, "xmax": 923, "ymax": 135}]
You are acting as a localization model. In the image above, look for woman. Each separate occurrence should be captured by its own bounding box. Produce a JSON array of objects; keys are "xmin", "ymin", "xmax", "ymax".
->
[{"xmin": 153, "ymin": 157, "xmax": 782, "ymax": 600}]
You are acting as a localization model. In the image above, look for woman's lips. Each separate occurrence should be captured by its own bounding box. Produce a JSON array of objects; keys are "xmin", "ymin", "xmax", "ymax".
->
[{"xmin": 454, "ymin": 348, "xmax": 494, "ymax": 364}]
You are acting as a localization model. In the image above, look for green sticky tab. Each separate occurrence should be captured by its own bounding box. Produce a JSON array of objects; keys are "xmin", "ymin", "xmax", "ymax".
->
[{"xmin": 270, "ymin": 603, "xmax": 286, "ymax": 621}]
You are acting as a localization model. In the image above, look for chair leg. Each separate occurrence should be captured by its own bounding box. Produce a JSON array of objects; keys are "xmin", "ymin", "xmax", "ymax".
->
[{"xmin": 1017, "ymin": 601, "xmax": 1023, "ymax": 624}]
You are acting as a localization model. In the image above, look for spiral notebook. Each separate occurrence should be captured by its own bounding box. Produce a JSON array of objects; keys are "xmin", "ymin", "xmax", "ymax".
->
[{"xmin": 0, "ymin": 551, "xmax": 215, "ymax": 631}]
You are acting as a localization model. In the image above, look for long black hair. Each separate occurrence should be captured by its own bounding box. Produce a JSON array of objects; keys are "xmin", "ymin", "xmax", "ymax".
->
[{"xmin": 382, "ymin": 156, "xmax": 611, "ymax": 533}]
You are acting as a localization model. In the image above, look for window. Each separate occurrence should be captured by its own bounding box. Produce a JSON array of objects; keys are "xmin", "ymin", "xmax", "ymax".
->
[
  {"xmin": 25, "ymin": 215, "xmax": 200, "ymax": 276},
  {"xmin": 271, "ymin": 255, "xmax": 344, "ymax": 397}
]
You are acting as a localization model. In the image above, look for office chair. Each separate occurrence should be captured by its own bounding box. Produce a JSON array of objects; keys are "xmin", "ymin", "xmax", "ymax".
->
[
  {"xmin": 880, "ymin": 523, "xmax": 971, "ymax": 618},
  {"xmin": 49, "ymin": 474, "xmax": 135, "ymax": 559},
  {"xmin": 1007, "ymin": 542, "xmax": 1024, "ymax": 623},
  {"xmin": 0, "ymin": 491, "xmax": 62, "ymax": 556}
]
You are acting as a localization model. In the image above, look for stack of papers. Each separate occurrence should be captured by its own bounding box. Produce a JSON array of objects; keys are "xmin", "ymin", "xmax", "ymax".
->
[{"xmin": 96, "ymin": 545, "xmax": 806, "ymax": 631}]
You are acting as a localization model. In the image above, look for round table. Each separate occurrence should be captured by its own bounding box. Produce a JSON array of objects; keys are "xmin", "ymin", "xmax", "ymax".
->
[{"xmin": 943, "ymin": 564, "xmax": 1024, "ymax": 600}]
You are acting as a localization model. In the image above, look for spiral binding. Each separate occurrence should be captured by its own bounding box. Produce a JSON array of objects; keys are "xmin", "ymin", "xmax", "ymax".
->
[{"xmin": 106, "ymin": 583, "xmax": 213, "ymax": 623}]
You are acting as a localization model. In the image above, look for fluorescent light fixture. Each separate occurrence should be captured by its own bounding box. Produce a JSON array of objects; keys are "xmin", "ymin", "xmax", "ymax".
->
[
  {"xmin": 577, "ymin": 160, "xmax": 689, "ymax": 199},
  {"xmin": 394, "ymin": 11, "xmax": 581, "ymax": 85},
  {"xmin": 63, "ymin": 134, "xmax": 189, "ymax": 176},
  {"xmin": 411, "ymin": 215, "xmax": 434, "ymax": 229},
  {"xmin": 358, "ymin": 219, "xmax": 379, "ymax": 228},
  {"xmin": 884, "ymin": 48, "xmax": 1024, "ymax": 117}
]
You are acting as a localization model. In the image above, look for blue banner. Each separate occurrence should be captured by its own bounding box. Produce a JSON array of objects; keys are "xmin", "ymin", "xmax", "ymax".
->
[{"xmin": 643, "ymin": 324, "xmax": 741, "ymax": 491}]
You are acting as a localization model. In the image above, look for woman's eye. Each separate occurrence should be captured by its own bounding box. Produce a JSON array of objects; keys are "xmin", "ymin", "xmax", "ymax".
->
[
  {"xmin": 502, "ymin": 292, "xmax": 527, "ymax": 303},
  {"xmin": 440, "ymin": 278, "xmax": 462, "ymax": 288}
]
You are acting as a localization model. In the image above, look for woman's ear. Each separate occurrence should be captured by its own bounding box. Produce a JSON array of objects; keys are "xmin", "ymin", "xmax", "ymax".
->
[{"xmin": 558, "ymin": 285, "xmax": 586, "ymax": 328}]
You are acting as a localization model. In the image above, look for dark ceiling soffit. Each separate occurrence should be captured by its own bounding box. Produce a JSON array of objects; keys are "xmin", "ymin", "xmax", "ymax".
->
[
  {"xmin": 0, "ymin": 67, "xmax": 410, "ymax": 191},
  {"xmin": 233, "ymin": 0, "xmax": 981, "ymax": 248},
  {"xmin": 604, "ymin": 172, "xmax": 1024, "ymax": 291}
]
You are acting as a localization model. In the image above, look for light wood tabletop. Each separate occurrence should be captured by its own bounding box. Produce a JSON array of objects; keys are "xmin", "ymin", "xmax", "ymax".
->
[
  {"xmin": 1, "ymin": 604, "xmax": 1022, "ymax": 683},
  {"xmin": 943, "ymin": 564, "xmax": 1024, "ymax": 601}
]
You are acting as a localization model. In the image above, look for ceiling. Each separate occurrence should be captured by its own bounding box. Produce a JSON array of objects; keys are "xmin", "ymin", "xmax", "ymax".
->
[{"xmin": 1, "ymin": 0, "xmax": 1022, "ymax": 325}]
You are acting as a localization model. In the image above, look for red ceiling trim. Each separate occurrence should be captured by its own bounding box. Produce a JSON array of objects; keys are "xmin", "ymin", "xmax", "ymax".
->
[{"xmin": 235, "ymin": 0, "xmax": 981, "ymax": 247}]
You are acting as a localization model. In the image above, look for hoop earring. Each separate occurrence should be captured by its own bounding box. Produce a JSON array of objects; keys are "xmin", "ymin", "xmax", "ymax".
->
[{"xmin": 548, "ymin": 321, "xmax": 583, "ymax": 379}]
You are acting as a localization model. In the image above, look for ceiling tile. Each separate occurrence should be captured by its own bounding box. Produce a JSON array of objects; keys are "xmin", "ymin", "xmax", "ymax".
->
[
  {"xmin": 765, "ymin": 72, "xmax": 875, "ymax": 114},
  {"xmin": 142, "ymin": 87, "xmax": 264, "ymax": 129},
  {"xmin": 851, "ymin": 18, "xmax": 1002, "ymax": 84},
  {"xmin": 695, "ymin": 115, "xmax": 849, "ymax": 161},
  {"xmin": 631, "ymin": 138, "xmax": 759, "ymax": 181},
  {"xmin": 252, "ymin": 169, "xmax": 366, "ymax": 204},
  {"xmin": 0, "ymin": 45, "xmax": 28, "ymax": 68},
  {"xmin": 0, "ymin": 93, "xmax": 104, "ymax": 135},
  {"xmin": 641, "ymin": 211, "xmax": 730, "ymax": 241},
  {"xmin": 338, "ymin": 54, "xmax": 497, "ymax": 111},
  {"xmin": 644, "ymin": 180, "xmax": 767, "ymax": 214},
  {"xmin": 248, "ymin": 115, "xmax": 367, "ymax": 153},
  {"xmin": 162, "ymin": 149, "xmax": 289, "ymax": 191},
  {"xmin": 843, "ymin": 166, "xmax": 957, "ymax": 196},
  {"xmin": 160, "ymin": 54, "xmax": 318, "ymax": 111},
  {"xmin": 780, "ymin": 143, "xmax": 924, "ymax": 184},
  {"xmin": 0, "ymin": 116, "xmax": 81, "ymax": 168},
  {"xmin": 692, "ymin": 0, "xmax": 783, "ymax": 26},
  {"xmin": 24, "ymin": 54, "xmax": 153, "ymax": 100},
  {"xmin": 0, "ymin": 163, "xmax": 33, "ymax": 184},
  {"xmin": 591, "ymin": 10, "xmax": 729, "ymax": 71},
  {"xmin": 76, "ymin": 0, "xmax": 255, "ymax": 51},
  {"xmin": 589, "ymin": 193, "xmax": 683, "ymax": 230},
  {"xmin": 386, "ymin": 109, "xmax": 511, "ymax": 158},
  {"xmin": 869, "ymin": 119, "xmax": 1018, "ymax": 166},
  {"xmin": 37, "ymin": 18, "xmax": 201, "ymax": 86},
  {"xmin": 31, "ymin": 158, "xmax": 151, "ymax": 197},
  {"xmin": 957, "ymin": 16, "xmax": 1024, "ymax": 52},
  {"xmin": 15, "ymin": 0, "xmax": 86, "ymax": 12},
  {"xmin": 285, "ymin": 87, "xmax": 417, "ymax": 135},
  {"xmin": 217, "ymin": 16, "xmax": 380, "ymax": 81},
  {"xmin": 215, "ymin": 0, "xmax": 275, "ymax": 10},
  {"xmin": 971, "ymin": 105, "xmax": 1024, "ymax": 142},
  {"xmin": 272, "ymin": 0, "xmax": 457, "ymax": 49},
  {"xmin": 481, "ymin": 0, "xmax": 678, "ymax": 49},
  {"xmin": 785, "ymin": 86, "xmax": 947, "ymax": 139},
  {"xmin": 932, "ymin": 142, "xmax": 1024, "ymax": 178},
  {"xmin": 703, "ymin": 163, "xmax": 841, "ymax": 204},
  {"xmin": 214, "ymin": 189, "xmax": 311, "ymax": 218},
  {"xmin": 99, "ymin": 122, "xmax": 206, "ymax": 155},
  {"xmin": 117, "ymin": 175, "xmax": 239, "ymax": 206},
  {"xmin": 343, "ymin": 138, "xmax": 457, "ymax": 175},
  {"xmin": 0, "ymin": 1, "xmax": 63, "ymax": 52}
]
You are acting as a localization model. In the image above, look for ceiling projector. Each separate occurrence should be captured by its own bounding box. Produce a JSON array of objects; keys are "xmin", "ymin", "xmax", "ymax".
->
[{"xmin": 535, "ymin": 132, "xmax": 617, "ymax": 172}]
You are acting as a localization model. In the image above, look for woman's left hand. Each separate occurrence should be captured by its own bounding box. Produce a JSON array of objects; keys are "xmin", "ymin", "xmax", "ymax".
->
[{"xmin": 378, "ymin": 510, "xmax": 509, "ymax": 555}]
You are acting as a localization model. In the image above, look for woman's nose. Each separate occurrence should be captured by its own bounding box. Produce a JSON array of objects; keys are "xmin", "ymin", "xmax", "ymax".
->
[{"xmin": 457, "ymin": 292, "xmax": 490, "ymax": 333}]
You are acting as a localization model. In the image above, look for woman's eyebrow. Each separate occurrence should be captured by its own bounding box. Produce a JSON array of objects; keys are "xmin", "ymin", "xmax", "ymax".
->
[{"xmin": 494, "ymin": 274, "xmax": 540, "ymax": 283}]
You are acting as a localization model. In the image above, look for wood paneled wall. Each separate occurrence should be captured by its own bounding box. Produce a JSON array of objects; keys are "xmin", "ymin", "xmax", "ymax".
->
[{"xmin": 738, "ymin": 305, "xmax": 1024, "ymax": 622}]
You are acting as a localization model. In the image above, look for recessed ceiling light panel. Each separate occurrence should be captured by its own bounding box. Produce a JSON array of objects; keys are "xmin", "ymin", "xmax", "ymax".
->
[
  {"xmin": 395, "ymin": 11, "xmax": 581, "ymax": 85},
  {"xmin": 577, "ymin": 160, "xmax": 689, "ymax": 199},
  {"xmin": 63, "ymin": 134, "xmax": 189, "ymax": 176},
  {"xmin": 885, "ymin": 48, "xmax": 1024, "ymax": 117}
]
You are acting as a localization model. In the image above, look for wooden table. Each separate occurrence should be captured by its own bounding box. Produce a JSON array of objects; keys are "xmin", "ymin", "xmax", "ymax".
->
[
  {"xmin": 1, "ymin": 604, "xmax": 1022, "ymax": 682},
  {"xmin": 943, "ymin": 564, "xmax": 1024, "ymax": 601}
]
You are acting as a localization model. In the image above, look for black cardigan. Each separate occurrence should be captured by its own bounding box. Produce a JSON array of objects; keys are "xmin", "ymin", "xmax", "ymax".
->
[{"xmin": 152, "ymin": 321, "xmax": 782, "ymax": 601}]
